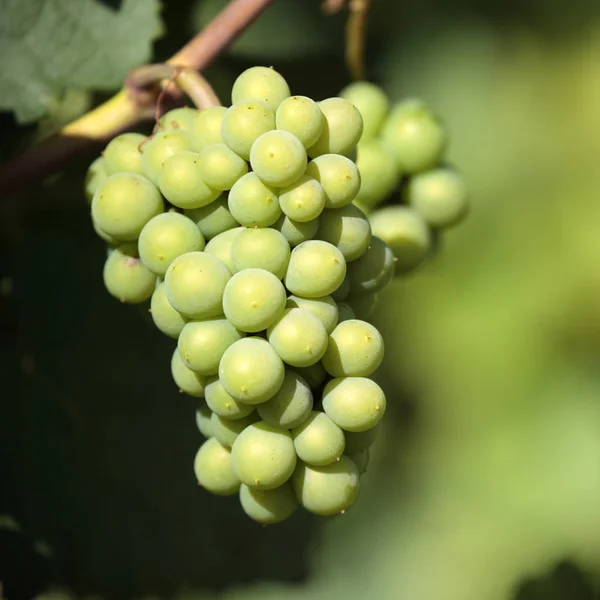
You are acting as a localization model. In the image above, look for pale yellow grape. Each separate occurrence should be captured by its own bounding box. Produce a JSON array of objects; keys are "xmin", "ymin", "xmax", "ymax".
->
[
  {"xmin": 190, "ymin": 106, "xmax": 227, "ymax": 151},
  {"xmin": 292, "ymin": 410, "xmax": 345, "ymax": 467},
  {"xmin": 347, "ymin": 235, "xmax": 395, "ymax": 294},
  {"xmin": 348, "ymin": 450, "xmax": 369, "ymax": 474},
  {"xmin": 346, "ymin": 292, "xmax": 378, "ymax": 320},
  {"xmin": 204, "ymin": 226, "xmax": 244, "ymax": 273},
  {"xmin": 158, "ymin": 107, "xmax": 196, "ymax": 132},
  {"xmin": 278, "ymin": 175, "xmax": 326, "ymax": 222},
  {"xmin": 305, "ymin": 154, "xmax": 361, "ymax": 209},
  {"xmin": 205, "ymin": 377, "xmax": 255, "ymax": 420},
  {"xmin": 150, "ymin": 282, "xmax": 188, "ymax": 338},
  {"xmin": 239, "ymin": 483, "xmax": 299, "ymax": 524},
  {"xmin": 336, "ymin": 302, "xmax": 356, "ymax": 323},
  {"xmin": 250, "ymin": 130, "xmax": 307, "ymax": 188},
  {"xmin": 211, "ymin": 412, "xmax": 259, "ymax": 448},
  {"xmin": 257, "ymin": 370, "xmax": 313, "ymax": 429},
  {"xmin": 286, "ymin": 294, "xmax": 338, "ymax": 334},
  {"xmin": 231, "ymin": 227, "xmax": 290, "ymax": 279},
  {"xmin": 221, "ymin": 99, "xmax": 275, "ymax": 160},
  {"xmin": 231, "ymin": 66, "xmax": 291, "ymax": 111},
  {"xmin": 194, "ymin": 437, "xmax": 241, "ymax": 495},
  {"xmin": 276, "ymin": 95, "xmax": 324, "ymax": 149},
  {"xmin": 103, "ymin": 243, "xmax": 157, "ymax": 303},
  {"xmin": 344, "ymin": 425, "xmax": 379, "ymax": 454},
  {"xmin": 171, "ymin": 349, "xmax": 209, "ymax": 397},
  {"xmin": 197, "ymin": 143, "xmax": 248, "ymax": 190},
  {"xmin": 178, "ymin": 318, "xmax": 244, "ymax": 375},
  {"xmin": 292, "ymin": 363, "xmax": 327, "ymax": 391},
  {"xmin": 274, "ymin": 215, "xmax": 319, "ymax": 247},
  {"xmin": 219, "ymin": 337, "xmax": 285, "ymax": 405},
  {"xmin": 322, "ymin": 319, "xmax": 384, "ymax": 377},
  {"xmin": 317, "ymin": 204, "xmax": 372, "ymax": 262},
  {"xmin": 340, "ymin": 81, "xmax": 389, "ymax": 139},
  {"xmin": 85, "ymin": 157, "xmax": 108, "ymax": 204},
  {"xmin": 103, "ymin": 132, "xmax": 145, "ymax": 175},
  {"xmin": 322, "ymin": 377, "xmax": 386, "ymax": 432},
  {"xmin": 196, "ymin": 402, "xmax": 214, "ymax": 437},
  {"xmin": 228, "ymin": 172, "xmax": 281, "ymax": 227},
  {"xmin": 142, "ymin": 130, "xmax": 192, "ymax": 185},
  {"xmin": 284, "ymin": 240, "xmax": 346, "ymax": 298},
  {"xmin": 164, "ymin": 251, "xmax": 231, "ymax": 319},
  {"xmin": 231, "ymin": 421, "xmax": 297, "ymax": 490},
  {"xmin": 185, "ymin": 195, "xmax": 239, "ymax": 240}
]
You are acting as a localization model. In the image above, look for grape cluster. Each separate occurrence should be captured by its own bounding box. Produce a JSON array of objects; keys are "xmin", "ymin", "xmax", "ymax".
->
[
  {"xmin": 340, "ymin": 81, "xmax": 469, "ymax": 274},
  {"xmin": 84, "ymin": 65, "xmax": 459, "ymax": 525}
]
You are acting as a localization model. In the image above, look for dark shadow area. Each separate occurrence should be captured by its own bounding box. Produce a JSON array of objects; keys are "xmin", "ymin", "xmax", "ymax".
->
[{"xmin": 513, "ymin": 561, "xmax": 598, "ymax": 600}]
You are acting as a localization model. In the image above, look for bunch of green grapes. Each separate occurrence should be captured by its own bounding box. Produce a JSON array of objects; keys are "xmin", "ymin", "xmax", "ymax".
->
[
  {"xmin": 84, "ymin": 66, "xmax": 392, "ymax": 524},
  {"xmin": 340, "ymin": 81, "xmax": 469, "ymax": 274}
]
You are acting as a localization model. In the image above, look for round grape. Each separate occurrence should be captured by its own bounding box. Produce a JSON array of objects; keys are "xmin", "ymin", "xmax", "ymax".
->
[
  {"xmin": 276, "ymin": 95, "xmax": 323, "ymax": 149},
  {"xmin": 286, "ymin": 295, "xmax": 338, "ymax": 334},
  {"xmin": 221, "ymin": 100, "xmax": 275, "ymax": 160},
  {"xmin": 231, "ymin": 227, "xmax": 290, "ymax": 279},
  {"xmin": 347, "ymin": 235, "xmax": 395, "ymax": 294},
  {"xmin": 279, "ymin": 175, "xmax": 326, "ymax": 222},
  {"xmin": 142, "ymin": 130, "xmax": 192, "ymax": 185},
  {"xmin": 292, "ymin": 410, "xmax": 345, "ymax": 467},
  {"xmin": 194, "ymin": 437, "xmax": 240, "ymax": 496},
  {"xmin": 336, "ymin": 302, "xmax": 356, "ymax": 323},
  {"xmin": 250, "ymin": 130, "xmax": 307, "ymax": 188},
  {"xmin": 346, "ymin": 292, "xmax": 378, "ymax": 320},
  {"xmin": 231, "ymin": 66, "xmax": 291, "ymax": 111},
  {"xmin": 211, "ymin": 412, "xmax": 259, "ymax": 448},
  {"xmin": 197, "ymin": 143, "xmax": 248, "ymax": 190},
  {"xmin": 239, "ymin": 483, "xmax": 299, "ymax": 524},
  {"xmin": 204, "ymin": 226, "xmax": 244, "ymax": 272},
  {"xmin": 190, "ymin": 106, "xmax": 227, "ymax": 151},
  {"xmin": 171, "ymin": 349, "xmax": 208, "ymax": 397},
  {"xmin": 92, "ymin": 218, "xmax": 119, "ymax": 246},
  {"xmin": 317, "ymin": 204, "xmax": 371, "ymax": 262},
  {"xmin": 228, "ymin": 172, "xmax": 281, "ymax": 227},
  {"xmin": 348, "ymin": 449, "xmax": 369, "ymax": 474},
  {"xmin": 150, "ymin": 282, "xmax": 188, "ymax": 338},
  {"xmin": 103, "ymin": 132, "xmax": 145, "ymax": 175},
  {"xmin": 344, "ymin": 425, "xmax": 379, "ymax": 454},
  {"xmin": 331, "ymin": 275, "xmax": 350, "ymax": 301},
  {"xmin": 185, "ymin": 195, "xmax": 239, "ymax": 240},
  {"xmin": 292, "ymin": 362, "xmax": 327, "ymax": 391},
  {"xmin": 196, "ymin": 402, "xmax": 214, "ymax": 437},
  {"xmin": 103, "ymin": 243, "xmax": 157, "ymax": 303},
  {"xmin": 274, "ymin": 215, "xmax": 319, "ymax": 247},
  {"xmin": 257, "ymin": 370, "xmax": 313, "ymax": 429},
  {"xmin": 158, "ymin": 107, "xmax": 196, "ymax": 132},
  {"xmin": 85, "ymin": 157, "xmax": 108, "ymax": 204},
  {"xmin": 340, "ymin": 81, "xmax": 389, "ymax": 139},
  {"xmin": 305, "ymin": 154, "xmax": 360, "ymax": 209},
  {"xmin": 205, "ymin": 377, "xmax": 255, "ymax": 420}
]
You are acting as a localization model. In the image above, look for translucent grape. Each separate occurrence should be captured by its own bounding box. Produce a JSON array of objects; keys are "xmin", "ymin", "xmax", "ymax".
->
[
  {"xmin": 284, "ymin": 240, "xmax": 346, "ymax": 298},
  {"xmin": 257, "ymin": 370, "xmax": 313, "ymax": 429},
  {"xmin": 308, "ymin": 97, "xmax": 363, "ymax": 158},
  {"xmin": 344, "ymin": 425, "xmax": 379, "ymax": 454},
  {"xmin": 103, "ymin": 132, "xmax": 145, "ymax": 175},
  {"xmin": 205, "ymin": 377, "xmax": 255, "ymax": 420},
  {"xmin": 85, "ymin": 157, "xmax": 108, "ymax": 204},
  {"xmin": 231, "ymin": 66, "xmax": 291, "ymax": 111},
  {"xmin": 158, "ymin": 107, "xmax": 196, "ymax": 132},
  {"xmin": 322, "ymin": 377, "xmax": 386, "ymax": 432},
  {"xmin": 185, "ymin": 195, "xmax": 239, "ymax": 240},
  {"xmin": 267, "ymin": 308, "xmax": 328, "ymax": 367},
  {"xmin": 305, "ymin": 154, "xmax": 361, "ymax": 209},
  {"xmin": 231, "ymin": 421, "xmax": 297, "ymax": 489},
  {"xmin": 406, "ymin": 167, "xmax": 469, "ymax": 229},
  {"xmin": 178, "ymin": 318, "xmax": 244, "ymax": 375},
  {"xmin": 292, "ymin": 362, "xmax": 327, "ymax": 391},
  {"xmin": 347, "ymin": 235, "xmax": 395, "ymax": 294},
  {"xmin": 278, "ymin": 175, "xmax": 326, "ymax": 222},
  {"xmin": 292, "ymin": 456, "xmax": 360, "ymax": 516},
  {"xmin": 321, "ymin": 319, "xmax": 384, "ymax": 377},
  {"xmin": 138, "ymin": 212, "xmax": 205, "ymax": 277},
  {"xmin": 221, "ymin": 100, "xmax": 275, "ymax": 160},
  {"xmin": 317, "ymin": 204, "xmax": 371, "ymax": 262},
  {"xmin": 231, "ymin": 228, "xmax": 290, "ymax": 278},
  {"xmin": 336, "ymin": 302, "xmax": 356, "ymax": 323},
  {"xmin": 276, "ymin": 95, "xmax": 324, "ymax": 149},
  {"xmin": 196, "ymin": 402, "xmax": 214, "ymax": 437},
  {"xmin": 381, "ymin": 99, "xmax": 447, "ymax": 174},
  {"xmin": 103, "ymin": 243, "xmax": 157, "ymax": 303},
  {"xmin": 190, "ymin": 106, "xmax": 227, "ymax": 151},
  {"xmin": 211, "ymin": 412, "xmax": 259, "ymax": 448},
  {"xmin": 142, "ymin": 130, "xmax": 192, "ymax": 185},
  {"xmin": 292, "ymin": 410, "xmax": 345, "ymax": 467},
  {"xmin": 274, "ymin": 215, "xmax": 320, "ymax": 247},
  {"xmin": 150, "ymin": 282, "xmax": 188, "ymax": 338},
  {"xmin": 171, "ymin": 349, "xmax": 209, "ymax": 397},
  {"xmin": 228, "ymin": 172, "xmax": 281, "ymax": 227},
  {"xmin": 239, "ymin": 483, "xmax": 299, "ymax": 525},
  {"xmin": 194, "ymin": 437, "xmax": 241, "ymax": 495},
  {"xmin": 159, "ymin": 151, "xmax": 220, "ymax": 209},
  {"xmin": 223, "ymin": 269, "xmax": 286, "ymax": 332},
  {"xmin": 346, "ymin": 292, "xmax": 378, "ymax": 320},
  {"xmin": 197, "ymin": 143, "xmax": 248, "ymax": 190},
  {"xmin": 286, "ymin": 294, "xmax": 338, "ymax": 334},
  {"xmin": 340, "ymin": 81, "xmax": 389, "ymax": 139},
  {"xmin": 369, "ymin": 206, "xmax": 431, "ymax": 272},
  {"xmin": 92, "ymin": 173, "xmax": 164, "ymax": 241},
  {"xmin": 204, "ymin": 226, "xmax": 245, "ymax": 272},
  {"xmin": 164, "ymin": 251, "xmax": 231, "ymax": 319},
  {"xmin": 348, "ymin": 449, "xmax": 369, "ymax": 474},
  {"xmin": 219, "ymin": 337, "xmax": 285, "ymax": 404},
  {"xmin": 250, "ymin": 130, "xmax": 307, "ymax": 188}
]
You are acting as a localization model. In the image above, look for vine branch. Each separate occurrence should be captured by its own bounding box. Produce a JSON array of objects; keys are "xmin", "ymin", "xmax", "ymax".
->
[{"xmin": 0, "ymin": 0, "xmax": 276, "ymax": 198}]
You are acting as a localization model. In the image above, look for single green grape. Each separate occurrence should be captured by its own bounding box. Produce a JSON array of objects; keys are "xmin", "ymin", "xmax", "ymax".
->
[
  {"xmin": 138, "ymin": 212, "xmax": 205, "ymax": 277},
  {"xmin": 405, "ymin": 167, "xmax": 469, "ymax": 229},
  {"xmin": 231, "ymin": 66, "xmax": 291, "ymax": 111},
  {"xmin": 178, "ymin": 318, "xmax": 244, "ymax": 375},
  {"xmin": 278, "ymin": 175, "xmax": 326, "ymax": 222},
  {"xmin": 85, "ymin": 157, "xmax": 108, "ymax": 204},
  {"xmin": 158, "ymin": 107, "xmax": 196, "ymax": 132},
  {"xmin": 321, "ymin": 319, "xmax": 384, "ymax": 377},
  {"xmin": 228, "ymin": 172, "xmax": 281, "ymax": 227},
  {"xmin": 308, "ymin": 97, "xmax": 363, "ymax": 158},
  {"xmin": 185, "ymin": 195, "xmax": 239, "ymax": 240},
  {"xmin": 276, "ymin": 95, "xmax": 323, "ymax": 149},
  {"xmin": 197, "ymin": 143, "xmax": 248, "ymax": 190},
  {"xmin": 239, "ymin": 483, "xmax": 299, "ymax": 525},
  {"xmin": 231, "ymin": 421, "xmax": 297, "ymax": 489},
  {"xmin": 150, "ymin": 282, "xmax": 188, "ymax": 338},
  {"xmin": 346, "ymin": 292, "xmax": 378, "ymax": 320},
  {"xmin": 219, "ymin": 337, "xmax": 285, "ymax": 405},
  {"xmin": 369, "ymin": 206, "xmax": 431, "ymax": 272},
  {"xmin": 92, "ymin": 173, "xmax": 164, "ymax": 241},
  {"xmin": 284, "ymin": 240, "xmax": 347, "ymax": 298},
  {"xmin": 292, "ymin": 456, "xmax": 360, "ymax": 516},
  {"xmin": 250, "ymin": 130, "xmax": 307, "ymax": 188},
  {"xmin": 103, "ymin": 132, "xmax": 145, "ymax": 175},
  {"xmin": 211, "ymin": 412, "xmax": 259, "ymax": 448},
  {"xmin": 171, "ymin": 349, "xmax": 209, "ymax": 397},
  {"xmin": 92, "ymin": 218, "xmax": 119, "ymax": 246},
  {"xmin": 292, "ymin": 410, "xmax": 345, "ymax": 467},
  {"xmin": 159, "ymin": 151, "xmax": 220, "ymax": 209},
  {"xmin": 322, "ymin": 377, "xmax": 386, "ymax": 432},
  {"xmin": 347, "ymin": 449, "xmax": 369, "ymax": 474},
  {"xmin": 205, "ymin": 377, "xmax": 255, "ymax": 420},
  {"xmin": 230, "ymin": 227, "xmax": 290, "ymax": 278},
  {"xmin": 142, "ymin": 130, "xmax": 192, "ymax": 185},
  {"xmin": 274, "ymin": 215, "xmax": 320, "ymax": 247},
  {"xmin": 221, "ymin": 99, "xmax": 275, "ymax": 160},
  {"xmin": 204, "ymin": 226, "xmax": 245, "ymax": 272},
  {"xmin": 286, "ymin": 294, "xmax": 338, "ymax": 334},
  {"xmin": 336, "ymin": 302, "xmax": 356, "ymax": 323},
  {"xmin": 344, "ymin": 425, "xmax": 379, "ymax": 454},
  {"xmin": 331, "ymin": 275, "xmax": 350, "ymax": 301},
  {"xmin": 381, "ymin": 99, "xmax": 447, "ymax": 174},
  {"xmin": 194, "ymin": 437, "xmax": 241, "ymax": 496},
  {"xmin": 164, "ymin": 251, "xmax": 231, "ymax": 319},
  {"xmin": 305, "ymin": 154, "xmax": 361, "ymax": 209},
  {"xmin": 292, "ymin": 362, "xmax": 327, "ymax": 391},
  {"xmin": 190, "ymin": 106, "xmax": 227, "ymax": 151},
  {"xmin": 267, "ymin": 307, "xmax": 329, "ymax": 367},
  {"xmin": 223, "ymin": 268, "xmax": 286, "ymax": 333},
  {"xmin": 196, "ymin": 401, "xmax": 214, "ymax": 437},
  {"xmin": 257, "ymin": 370, "xmax": 313, "ymax": 429},
  {"xmin": 103, "ymin": 243, "xmax": 157, "ymax": 303},
  {"xmin": 347, "ymin": 235, "xmax": 395, "ymax": 294},
  {"xmin": 317, "ymin": 204, "xmax": 372, "ymax": 262},
  {"xmin": 340, "ymin": 81, "xmax": 389, "ymax": 140}
]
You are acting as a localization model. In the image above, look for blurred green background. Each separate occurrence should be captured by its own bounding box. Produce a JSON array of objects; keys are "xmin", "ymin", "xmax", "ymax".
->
[{"xmin": 3, "ymin": 0, "xmax": 600, "ymax": 598}]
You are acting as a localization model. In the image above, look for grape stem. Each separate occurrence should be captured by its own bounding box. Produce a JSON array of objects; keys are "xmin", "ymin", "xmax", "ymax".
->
[
  {"xmin": 0, "ymin": 0, "xmax": 275, "ymax": 198},
  {"xmin": 346, "ymin": 0, "xmax": 372, "ymax": 81}
]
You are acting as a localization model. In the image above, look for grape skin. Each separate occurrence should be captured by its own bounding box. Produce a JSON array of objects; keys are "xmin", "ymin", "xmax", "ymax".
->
[
  {"xmin": 239, "ymin": 483, "xmax": 299, "ymax": 525},
  {"xmin": 336, "ymin": 302, "xmax": 356, "ymax": 323},
  {"xmin": 276, "ymin": 95, "xmax": 324, "ymax": 149},
  {"xmin": 291, "ymin": 362, "xmax": 327, "ymax": 391},
  {"xmin": 150, "ymin": 282, "xmax": 188, "ymax": 338},
  {"xmin": 344, "ymin": 425, "xmax": 379, "ymax": 454},
  {"xmin": 196, "ymin": 402, "xmax": 214, "ymax": 437},
  {"xmin": 85, "ymin": 157, "xmax": 108, "ymax": 204},
  {"xmin": 228, "ymin": 172, "xmax": 281, "ymax": 228},
  {"xmin": 305, "ymin": 154, "xmax": 361, "ymax": 209},
  {"xmin": 197, "ymin": 143, "xmax": 249, "ymax": 190},
  {"xmin": 231, "ymin": 228, "xmax": 290, "ymax": 279},
  {"xmin": 274, "ymin": 215, "xmax": 320, "ymax": 247},
  {"xmin": 171, "ymin": 349, "xmax": 209, "ymax": 398},
  {"xmin": 257, "ymin": 370, "xmax": 313, "ymax": 429},
  {"xmin": 103, "ymin": 132, "xmax": 145, "ymax": 175},
  {"xmin": 340, "ymin": 81, "xmax": 389, "ymax": 140},
  {"xmin": 346, "ymin": 292, "xmax": 378, "ymax": 320},
  {"xmin": 278, "ymin": 175, "xmax": 326, "ymax": 223},
  {"xmin": 185, "ymin": 195, "xmax": 239, "ymax": 240},
  {"xmin": 142, "ymin": 130, "xmax": 192, "ymax": 185},
  {"xmin": 317, "ymin": 204, "xmax": 372, "ymax": 263},
  {"xmin": 204, "ymin": 226, "xmax": 245, "ymax": 273},
  {"xmin": 211, "ymin": 412, "xmax": 259, "ymax": 448},
  {"xmin": 286, "ymin": 294, "xmax": 338, "ymax": 334},
  {"xmin": 250, "ymin": 130, "xmax": 307, "ymax": 188},
  {"xmin": 347, "ymin": 235, "xmax": 396, "ymax": 295},
  {"xmin": 103, "ymin": 243, "xmax": 157, "ymax": 304},
  {"xmin": 291, "ymin": 410, "xmax": 346, "ymax": 467},
  {"xmin": 158, "ymin": 107, "xmax": 196, "ymax": 132},
  {"xmin": 347, "ymin": 449, "xmax": 369, "ymax": 474},
  {"xmin": 231, "ymin": 66, "xmax": 291, "ymax": 111},
  {"xmin": 194, "ymin": 437, "xmax": 241, "ymax": 496},
  {"xmin": 205, "ymin": 377, "xmax": 255, "ymax": 420},
  {"xmin": 190, "ymin": 106, "xmax": 227, "ymax": 151}
]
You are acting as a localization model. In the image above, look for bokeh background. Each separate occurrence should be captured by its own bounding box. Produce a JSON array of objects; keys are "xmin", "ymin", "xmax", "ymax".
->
[{"xmin": 2, "ymin": 0, "xmax": 600, "ymax": 598}]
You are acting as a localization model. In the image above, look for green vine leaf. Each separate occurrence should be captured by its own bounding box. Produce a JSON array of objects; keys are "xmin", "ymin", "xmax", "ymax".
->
[{"xmin": 0, "ymin": 0, "xmax": 164, "ymax": 124}]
